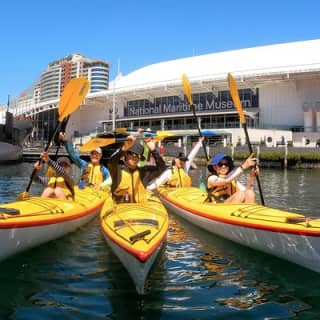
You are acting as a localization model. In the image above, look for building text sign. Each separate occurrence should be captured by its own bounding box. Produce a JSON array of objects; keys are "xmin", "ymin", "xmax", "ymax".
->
[{"xmin": 124, "ymin": 90, "xmax": 258, "ymax": 117}]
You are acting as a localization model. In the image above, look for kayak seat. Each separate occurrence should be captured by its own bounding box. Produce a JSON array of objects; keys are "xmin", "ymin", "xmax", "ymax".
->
[{"xmin": 114, "ymin": 219, "xmax": 159, "ymax": 228}]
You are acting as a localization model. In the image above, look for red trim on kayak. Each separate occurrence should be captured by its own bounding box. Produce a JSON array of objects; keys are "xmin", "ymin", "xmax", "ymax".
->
[
  {"xmin": 101, "ymin": 222, "xmax": 167, "ymax": 262},
  {"xmin": 0, "ymin": 201, "xmax": 104, "ymax": 229},
  {"xmin": 161, "ymin": 194, "xmax": 320, "ymax": 237}
]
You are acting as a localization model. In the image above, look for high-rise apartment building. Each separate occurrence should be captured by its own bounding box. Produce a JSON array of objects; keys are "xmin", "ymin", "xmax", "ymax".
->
[
  {"xmin": 39, "ymin": 53, "xmax": 109, "ymax": 102},
  {"xmin": 5, "ymin": 53, "xmax": 110, "ymax": 140}
]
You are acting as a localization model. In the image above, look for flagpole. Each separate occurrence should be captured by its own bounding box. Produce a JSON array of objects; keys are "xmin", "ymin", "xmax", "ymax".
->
[{"xmin": 112, "ymin": 58, "xmax": 121, "ymax": 132}]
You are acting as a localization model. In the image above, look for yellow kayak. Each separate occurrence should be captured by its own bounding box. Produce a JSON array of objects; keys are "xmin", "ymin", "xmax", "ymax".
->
[
  {"xmin": 100, "ymin": 193, "xmax": 168, "ymax": 294},
  {"xmin": 0, "ymin": 187, "xmax": 109, "ymax": 262},
  {"xmin": 159, "ymin": 186, "xmax": 320, "ymax": 273}
]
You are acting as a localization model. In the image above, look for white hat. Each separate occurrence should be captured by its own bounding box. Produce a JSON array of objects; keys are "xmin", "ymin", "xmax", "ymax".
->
[
  {"xmin": 91, "ymin": 147, "xmax": 102, "ymax": 154},
  {"xmin": 57, "ymin": 157, "xmax": 71, "ymax": 166}
]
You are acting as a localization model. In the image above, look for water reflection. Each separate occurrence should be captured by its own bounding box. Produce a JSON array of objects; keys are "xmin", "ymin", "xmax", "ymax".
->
[
  {"xmin": 1, "ymin": 164, "xmax": 320, "ymax": 319},
  {"xmin": 167, "ymin": 215, "xmax": 311, "ymax": 319}
]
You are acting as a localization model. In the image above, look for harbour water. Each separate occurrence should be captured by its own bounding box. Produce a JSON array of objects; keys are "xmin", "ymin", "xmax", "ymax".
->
[{"xmin": 1, "ymin": 163, "xmax": 320, "ymax": 319}]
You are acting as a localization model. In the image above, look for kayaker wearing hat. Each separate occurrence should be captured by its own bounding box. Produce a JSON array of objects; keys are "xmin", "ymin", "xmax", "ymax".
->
[
  {"xmin": 108, "ymin": 135, "xmax": 166, "ymax": 203},
  {"xmin": 59, "ymin": 133, "xmax": 112, "ymax": 191},
  {"xmin": 206, "ymin": 152, "xmax": 258, "ymax": 203},
  {"xmin": 147, "ymin": 137, "xmax": 204, "ymax": 190},
  {"xmin": 33, "ymin": 152, "xmax": 75, "ymax": 200}
]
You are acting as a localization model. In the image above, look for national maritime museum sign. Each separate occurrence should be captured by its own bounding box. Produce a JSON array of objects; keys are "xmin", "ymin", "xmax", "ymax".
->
[{"xmin": 124, "ymin": 89, "xmax": 259, "ymax": 117}]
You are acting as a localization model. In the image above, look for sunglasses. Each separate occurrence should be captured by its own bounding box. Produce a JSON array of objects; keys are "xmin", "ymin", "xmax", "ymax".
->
[
  {"xmin": 217, "ymin": 162, "xmax": 229, "ymax": 167},
  {"xmin": 127, "ymin": 151, "xmax": 140, "ymax": 159}
]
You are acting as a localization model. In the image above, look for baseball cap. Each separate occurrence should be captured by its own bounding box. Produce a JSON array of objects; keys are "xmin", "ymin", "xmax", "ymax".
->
[
  {"xmin": 177, "ymin": 152, "xmax": 188, "ymax": 161},
  {"xmin": 127, "ymin": 142, "xmax": 144, "ymax": 155}
]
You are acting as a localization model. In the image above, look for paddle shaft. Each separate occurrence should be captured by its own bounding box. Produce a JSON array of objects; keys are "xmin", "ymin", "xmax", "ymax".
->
[
  {"xmin": 191, "ymin": 106, "xmax": 209, "ymax": 161},
  {"xmin": 242, "ymin": 122, "xmax": 265, "ymax": 205},
  {"xmin": 182, "ymin": 74, "xmax": 209, "ymax": 161},
  {"xmin": 54, "ymin": 116, "xmax": 71, "ymax": 155},
  {"xmin": 25, "ymin": 121, "xmax": 63, "ymax": 193},
  {"xmin": 227, "ymin": 73, "xmax": 265, "ymax": 205}
]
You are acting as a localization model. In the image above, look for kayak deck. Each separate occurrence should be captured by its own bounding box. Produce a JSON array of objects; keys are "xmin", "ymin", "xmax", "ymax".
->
[
  {"xmin": 100, "ymin": 195, "xmax": 168, "ymax": 262},
  {"xmin": 159, "ymin": 187, "xmax": 320, "ymax": 233},
  {"xmin": 0, "ymin": 187, "xmax": 107, "ymax": 228}
]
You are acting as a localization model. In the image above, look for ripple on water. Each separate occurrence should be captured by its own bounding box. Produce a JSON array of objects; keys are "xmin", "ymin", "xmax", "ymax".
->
[{"xmin": 0, "ymin": 166, "xmax": 319, "ymax": 319}]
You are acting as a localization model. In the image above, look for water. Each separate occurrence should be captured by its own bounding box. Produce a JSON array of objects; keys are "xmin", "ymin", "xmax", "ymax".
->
[{"xmin": 1, "ymin": 163, "xmax": 320, "ymax": 319}]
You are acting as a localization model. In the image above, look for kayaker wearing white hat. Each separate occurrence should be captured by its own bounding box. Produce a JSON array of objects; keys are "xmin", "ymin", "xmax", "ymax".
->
[
  {"xmin": 33, "ymin": 152, "xmax": 75, "ymax": 200},
  {"xmin": 59, "ymin": 133, "xmax": 112, "ymax": 191}
]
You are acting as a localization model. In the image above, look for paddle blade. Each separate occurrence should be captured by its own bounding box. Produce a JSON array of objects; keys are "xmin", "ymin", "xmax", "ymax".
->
[
  {"xmin": 58, "ymin": 77, "xmax": 90, "ymax": 121},
  {"xmin": 115, "ymin": 128, "xmax": 128, "ymax": 134},
  {"xmin": 182, "ymin": 73, "xmax": 193, "ymax": 106},
  {"xmin": 79, "ymin": 138, "xmax": 116, "ymax": 152},
  {"xmin": 153, "ymin": 131, "xmax": 174, "ymax": 142},
  {"xmin": 16, "ymin": 191, "xmax": 30, "ymax": 201},
  {"xmin": 227, "ymin": 73, "xmax": 246, "ymax": 125}
]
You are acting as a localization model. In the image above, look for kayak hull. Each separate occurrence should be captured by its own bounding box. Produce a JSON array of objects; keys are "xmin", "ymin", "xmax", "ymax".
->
[
  {"xmin": 159, "ymin": 186, "xmax": 320, "ymax": 273},
  {"xmin": 100, "ymin": 195, "xmax": 168, "ymax": 294},
  {"xmin": 0, "ymin": 187, "xmax": 108, "ymax": 262}
]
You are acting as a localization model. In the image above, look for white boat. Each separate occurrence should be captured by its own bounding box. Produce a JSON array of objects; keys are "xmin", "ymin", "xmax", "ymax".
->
[
  {"xmin": 0, "ymin": 142, "xmax": 23, "ymax": 162},
  {"xmin": 0, "ymin": 187, "xmax": 109, "ymax": 262},
  {"xmin": 100, "ymin": 194, "xmax": 168, "ymax": 294},
  {"xmin": 159, "ymin": 186, "xmax": 320, "ymax": 273},
  {"xmin": 0, "ymin": 112, "xmax": 33, "ymax": 162}
]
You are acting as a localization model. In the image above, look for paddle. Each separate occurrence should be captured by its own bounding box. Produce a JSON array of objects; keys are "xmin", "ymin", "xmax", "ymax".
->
[
  {"xmin": 79, "ymin": 131, "xmax": 174, "ymax": 152},
  {"xmin": 181, "ymin": 74, "xmax": 209, "ymax": 161},
  {"xmin": 18, "ymin": 77, "xmax": 90, "ymax": 200},
  {"xmin": 227, "ymin": 73, "xmax": 265, "ymax": 205}
]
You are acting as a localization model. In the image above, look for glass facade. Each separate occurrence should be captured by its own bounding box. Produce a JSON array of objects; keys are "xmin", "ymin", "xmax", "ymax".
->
[{"xmin": 110, "ymin": 88, "xmax": 259, "ymax": 132}]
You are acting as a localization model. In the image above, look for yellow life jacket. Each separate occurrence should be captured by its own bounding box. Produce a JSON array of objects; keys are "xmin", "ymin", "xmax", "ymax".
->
[
  {"xmin": 45, "ymin": 166, "xmax": 56, "ymax": 177},
  {"xmin": 210, "ymin": 176, "xmax": 238, "ymax": 202},
  {"xmin": 167, "ymin": 168, "xmax": 192, "ymax": 188},
  {"xmin": 82, "ymin": 163, "xmax": 104, "ymax": 186},
  {"xmin": 113, "ymin": 169, "xmax": 147, "ymax": 203},
  {"xmin": 47, "ymin": 176, "xmax": 73, "ymax": 198}
]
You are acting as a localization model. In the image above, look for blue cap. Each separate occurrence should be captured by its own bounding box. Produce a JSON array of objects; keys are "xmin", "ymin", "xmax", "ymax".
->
[
  {"xmin": 209, "ymin": 153, "xmax": 227, "ymax": 166},
  {"xmin": 207, "ymin": 153, "xmax": 234, "ymax": 172}
]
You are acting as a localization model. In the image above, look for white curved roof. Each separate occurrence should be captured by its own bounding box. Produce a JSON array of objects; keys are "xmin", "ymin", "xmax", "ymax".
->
[{"xmin": 113, "ymin": 39, "xmax": 320, "ymax": 92}]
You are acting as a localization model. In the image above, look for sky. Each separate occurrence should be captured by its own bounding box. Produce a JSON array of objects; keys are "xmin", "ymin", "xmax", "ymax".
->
[{"xmin": 1, "ymin": 0, "xmax": 320, "ymax": 105}]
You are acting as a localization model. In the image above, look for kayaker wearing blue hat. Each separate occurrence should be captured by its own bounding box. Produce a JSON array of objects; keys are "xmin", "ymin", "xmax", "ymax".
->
[
  {"xmin": 59, "ymin": 132, "xmax": 112, "ymax": 191},
  {"xmin": 207, "ymin": 153, "xmax": 258, "ymax": 203}
]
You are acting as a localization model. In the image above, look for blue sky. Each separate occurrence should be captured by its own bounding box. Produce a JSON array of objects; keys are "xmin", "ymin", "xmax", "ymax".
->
[{"xmin": 1, "ymin": 0, "xmax": 320, "ymax": 104}]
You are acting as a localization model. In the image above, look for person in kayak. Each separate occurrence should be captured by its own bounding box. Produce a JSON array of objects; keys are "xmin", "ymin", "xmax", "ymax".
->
[
  {"xmin": 109, "ymin": 135, "xmax": 167, "ymax": 203},
  {"xmin": 206, "ymin": 152, "xmax": 258, "ymax": 203},
  {"xmin": 59, "ymin": 132, "xmax": 112, "ymax": 191},
  {"xmin": 33, "ymin": 152, "xmax": 75, "ymax": 200},
  {"xmin": 147, "ymin": 137, "xmax": 204, "ymax": 190}
]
